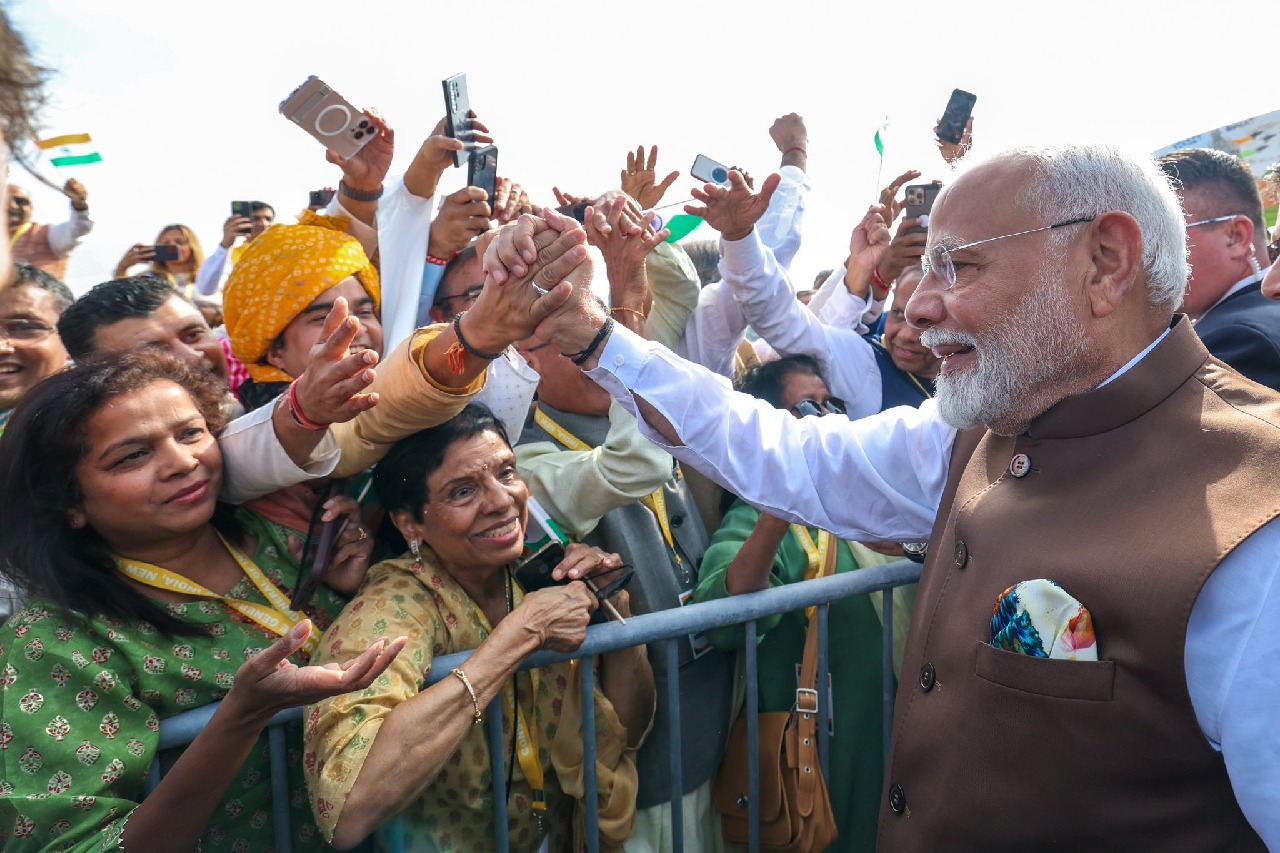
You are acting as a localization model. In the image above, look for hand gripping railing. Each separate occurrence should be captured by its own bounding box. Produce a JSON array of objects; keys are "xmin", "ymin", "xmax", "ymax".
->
[{"xmin": 152, "ymin": 558, "xmax": 922, "ymax": 853}]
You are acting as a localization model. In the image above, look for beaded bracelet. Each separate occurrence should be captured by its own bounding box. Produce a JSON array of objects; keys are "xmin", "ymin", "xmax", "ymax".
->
[
  {"xmin": 451, "ymin": 668, "xmax": 483, "ymax": 725},
  {"xmin": 609, "ymin": 306, "xmax": 646, "ymax": 322},
  {"xmin": 569, "ymin": 317, "xmax": 615, "ymax": 366}
]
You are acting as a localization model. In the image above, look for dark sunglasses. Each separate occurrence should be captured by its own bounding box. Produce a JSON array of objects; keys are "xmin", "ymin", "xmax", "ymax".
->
[
  {"xmin": 792, "ymin": 397, "xmax": 846, "ymax": 418},
  {"xmin": 10, "ymin": 197, "xmax": 32, "ymax": 207}
]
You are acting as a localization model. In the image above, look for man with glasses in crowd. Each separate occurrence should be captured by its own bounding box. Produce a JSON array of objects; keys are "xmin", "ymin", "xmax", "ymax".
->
[
  {"xmin": 483, "ymin": 142, "xmax": 1280, "ymax": 849},
  {"xmin": 1157, "ymin": 148, "xmax": 1280, "ymax": 390}
]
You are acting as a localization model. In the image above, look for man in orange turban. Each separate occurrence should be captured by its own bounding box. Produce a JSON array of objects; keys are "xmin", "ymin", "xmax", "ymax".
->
[{"xmin": 224, "ymin": 212, "xmax": 382, "ymax": 410}]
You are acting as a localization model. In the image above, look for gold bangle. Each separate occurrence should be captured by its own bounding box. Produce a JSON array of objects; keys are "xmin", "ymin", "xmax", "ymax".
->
[
  {"xmin": 610, "ymin": 306, "xmax": 646, "ymax": 321},
  {"xmin": 450, "ymin": 668, "xmax": 483, "ymax": 725}
]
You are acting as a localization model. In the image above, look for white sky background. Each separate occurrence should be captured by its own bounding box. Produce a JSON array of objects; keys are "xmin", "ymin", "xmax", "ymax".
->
[{"xmin": 8, "ymin": 0, "xmax": 1276, "ymax": 296}]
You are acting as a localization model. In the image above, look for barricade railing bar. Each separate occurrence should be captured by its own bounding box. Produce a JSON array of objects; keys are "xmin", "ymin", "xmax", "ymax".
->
[{"xmin": 152, "ymin": 559, "xmax": 922, "ymax": 853}]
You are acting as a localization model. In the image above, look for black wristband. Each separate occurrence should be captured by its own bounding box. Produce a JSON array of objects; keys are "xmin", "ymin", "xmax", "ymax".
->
[
  {"xmin": 453, "ymin": 313, "xmax": 503, "ymax": 360},
  {"xmin": 569, "ymin": 317, "xmax": 615, "ymax": 366},
  {"xmin": 338, "ymin": 179, "xmax": 384, "ymax": 202}
]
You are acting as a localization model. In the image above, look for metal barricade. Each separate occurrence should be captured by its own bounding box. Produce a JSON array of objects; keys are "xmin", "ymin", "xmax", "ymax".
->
[{"xmin": 152, "ymin": 559, "xmax": 921, "ymax": 853}]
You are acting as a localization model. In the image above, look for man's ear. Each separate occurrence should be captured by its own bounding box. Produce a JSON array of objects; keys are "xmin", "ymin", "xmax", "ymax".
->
[
  {"xmin": 265, "ymin": 337, "xmax": 289, "ymax": 372},
  {"xmin": 1085, "ymin": 211, "xmax": 1143, "ymax": 319},
  {"xmin": 428, "ymin": 306, "xmax": 448, "ymax": 325},
  {"xmin": 1224, "ymin": 215, "xmax": 1255, "ymax": 259},
  {"xmin": 67, "ymin": 507, "xmax": 86, "ymax": 529}
]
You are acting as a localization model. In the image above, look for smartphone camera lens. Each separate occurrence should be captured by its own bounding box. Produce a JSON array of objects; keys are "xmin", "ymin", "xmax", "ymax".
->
[
  {"xmin": 354, "ymin": 131, "xmax": 364, "ymax": 139},
  {"xmin": 712, "ymin": 168, "xmax": 728, "ymax": 183}
]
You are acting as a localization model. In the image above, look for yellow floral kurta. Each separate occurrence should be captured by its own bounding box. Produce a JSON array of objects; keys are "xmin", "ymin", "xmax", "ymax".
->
[{"xmin": 304, "ymin": 553, "xmax": 641, "ymax": 852}]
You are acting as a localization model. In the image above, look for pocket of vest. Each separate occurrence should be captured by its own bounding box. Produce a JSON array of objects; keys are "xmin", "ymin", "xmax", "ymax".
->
[{"xmin": 973, "ymin": 641, "xmax": 1115, "ymax": 701}]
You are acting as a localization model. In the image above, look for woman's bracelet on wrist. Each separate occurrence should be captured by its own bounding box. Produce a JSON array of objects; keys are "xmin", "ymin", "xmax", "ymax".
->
[
  {"xmin": 450, "ymin": 668, "xmax": 483, "ymax": 725},
  {"xmin": 569, "ymin": 317, "xmax": 615, "ymax": 366},
  {"xmin": 609, "ymin": 306, "xmax": 646, "ymax": 322}
]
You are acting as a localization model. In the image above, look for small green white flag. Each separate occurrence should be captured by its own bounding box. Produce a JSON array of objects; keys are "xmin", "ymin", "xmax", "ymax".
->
[{"xmin": 874, "ymin": 119, "xmax": 889, "ymax": 157}]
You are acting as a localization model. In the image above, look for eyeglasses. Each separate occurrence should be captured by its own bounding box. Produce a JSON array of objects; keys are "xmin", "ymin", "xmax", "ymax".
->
[
  {"xmin": 921, "ymin": 216, "xmax": 1095, "ymax": 290},
  {"xmin": 1186, "ymin": 214, "xmax": 1243, "ymax": 229},
  {"xmin": 791, "ymin": 397, "xmax": 846, "ymax": 418},
  {"xmin": 434, "ymin": 284, "xmax": 483, "ymax": 312},
  {"xmin": 10, "ymin": 197, "xmax": 31, "ymax": 207},
  {"xmin": 0, "ymin": 319, "xmax": 56, "ymax": 342}
]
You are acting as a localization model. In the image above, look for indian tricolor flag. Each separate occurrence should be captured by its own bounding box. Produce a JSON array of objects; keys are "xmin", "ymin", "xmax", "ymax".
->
[{"xmin": 36, "ymin": 133, "xmax": 102, "ymax": 167}]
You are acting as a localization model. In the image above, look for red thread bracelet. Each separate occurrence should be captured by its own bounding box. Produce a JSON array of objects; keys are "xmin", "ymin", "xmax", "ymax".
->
[
  {"xmin": 784, "ymin": 146, "xmax": 807, "ymax": 156},
  {"xmin": 871, "ymin": 267, "xmax": 891, "ymax": 296},
  {"xmin": 286, "ymin": 381, "xmax": 331, "ymax": 430},
  {"xmin": 426, "ymin": 253, "xmax": 450, "ymax": 266}
]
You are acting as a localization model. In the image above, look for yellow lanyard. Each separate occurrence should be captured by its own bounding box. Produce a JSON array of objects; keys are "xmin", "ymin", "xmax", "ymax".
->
[
  {"xmin": 8, "ymin": 221, "xmax": 33, "ymax": 248},
  {"xmin": 791, "ymin": 526, "xmax": 834, "ymax": 619},
  {"xmin": 115, "ymin": 533, "xmax": 320, "ymax": 656},
  {"xmin": 471, "ymin": 579, "xmax": 546, "ymax": 815},
  {"xmin": 533, "ymin": 407, "xmax": 683, "ymax": 568}
]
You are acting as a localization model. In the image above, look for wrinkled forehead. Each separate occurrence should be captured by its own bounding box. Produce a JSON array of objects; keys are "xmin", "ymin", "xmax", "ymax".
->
[{"xmin": 929, "ymin": 157, "xmax": 1040, "ymax": 250}]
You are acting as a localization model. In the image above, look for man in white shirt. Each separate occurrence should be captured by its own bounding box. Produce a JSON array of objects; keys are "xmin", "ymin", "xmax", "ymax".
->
[
  {"xmin": 481, "ymin": 143, "xmax": 1280, "ymax": 849},
  {"xmin": 7, "ymin": 178, "xmax": 92, "ymax": 281}
]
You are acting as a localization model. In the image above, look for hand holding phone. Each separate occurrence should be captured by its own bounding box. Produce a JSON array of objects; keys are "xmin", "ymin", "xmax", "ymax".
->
[
  {"xmin": 936, "ymin": 89, "xmax": 977, "ymax": 145},
  {"xmin": 279, "ymin": 75, "xmax": 377, "ymax": 161},
  {"xmin": 903, "ymin": 184, "xmax": 942, "ymax": 234},
  {"xmin": 309, "ymin": 188, "xmax": 336, "ymax": 209},
  {"xmin": 230, "ymin": 200, "xmax": 253, "ymax": 235},
  {"xmin": 691, "ymin": 154, "xmax": 732, "ymax": 187},
  {"xmin": 442, "ymin": 73, "xmax": 472, "ymax": 169},
  {"xmin": 150, "ymin": 243, "xmax": 180, "ymax": 263}
]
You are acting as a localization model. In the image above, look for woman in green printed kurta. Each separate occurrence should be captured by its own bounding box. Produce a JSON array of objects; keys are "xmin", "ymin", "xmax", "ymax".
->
[
  {"xmin": 0, "ymin": 352, "xmax": 403, "ymax": 851},
  {"xmin": 691, "ymin": 356, "xmax": 913, "ymax": 853}
]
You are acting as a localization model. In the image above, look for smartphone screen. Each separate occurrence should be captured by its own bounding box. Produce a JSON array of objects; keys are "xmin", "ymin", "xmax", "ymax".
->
[
  {"xmin": 151, "ymin": 244, "xmax": 180, "ymax": 263},
  {"xmin": 442, "ymin": 73, "xmax": 471, "ymax": 169},
  {"xmin": 937, "ymin": 89, "xmax": 977, "ymax": 145},
  {"xmin": 468, "ymin": 144, "xmax": 498, "ymax": 209}
]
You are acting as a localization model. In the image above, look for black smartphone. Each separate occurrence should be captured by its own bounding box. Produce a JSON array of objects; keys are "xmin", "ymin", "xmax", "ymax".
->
[
  {"xmin": 230, "ymin": 200, "xmax": 253, "ymax": 235},
  {"xmin": 442, "ymin": 73, "xmax": 471, "ymax": 169},
  {"xmin": 904, "ymin": 183, "xmax": 942, "ymax": 234},
  {"xmin": 151, "ymin": 244, "xmax": 180, "ymax": 263},
  {"xmin": 936, "ymin": 89, "xmax": 977, "ymax": 145},
  {"xmin": 468, "ymin": 144, "xmax": 498, "ymax": 209},
  {"xmin": 514, "ymin": 542, "xmax": 566, "ymax": 593},
  {"xmin": 309, "ymin": 188, "xmax": 336, "ymax": 208}
]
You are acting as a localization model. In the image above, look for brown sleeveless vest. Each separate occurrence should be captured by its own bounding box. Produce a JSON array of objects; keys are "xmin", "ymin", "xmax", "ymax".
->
[
  {"xmin": 11, "ymin": 223, "xmax": 69, "ymax": 281},
  {"xmin": 877, "ymin": 317, "xmax": 1280, "ymax": 851}
]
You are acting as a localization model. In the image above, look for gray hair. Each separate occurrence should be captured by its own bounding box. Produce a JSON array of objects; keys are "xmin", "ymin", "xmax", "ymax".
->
[{"xmin": 958, "ymin": 145, "xmax": 1189, "ymax": 310}]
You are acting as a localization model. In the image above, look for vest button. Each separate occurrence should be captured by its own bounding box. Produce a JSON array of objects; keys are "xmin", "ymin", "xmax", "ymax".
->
[
  {"xmin": 1009, "ymin": 453, "xmax": 1032, "ymax": 478},
  {"xmin": 888, "ymin": 783, "xmax": 907, "ymax": 815},
  {"xmin": 919, "ymin": 662, "xmax": 936, "ymax": 691},
  {"xmin": 953, "ymin": 540, "xmax": 968, "ymax": 569}
]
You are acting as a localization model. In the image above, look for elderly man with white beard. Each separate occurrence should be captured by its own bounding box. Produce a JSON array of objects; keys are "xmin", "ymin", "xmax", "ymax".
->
[{"xmin": 478, "ymin": 144, "xmax": 1280, "ymax": 851}]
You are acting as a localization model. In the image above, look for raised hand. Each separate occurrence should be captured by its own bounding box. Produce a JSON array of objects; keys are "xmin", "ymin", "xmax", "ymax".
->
[
  {"xmin": 63, "ymin": 177, "xmax": 89, "ymax": 210},
  {"xmin": 493, "ymin": 177, "xmax": 533, "ymax": 223},
  {"xmin": 329, "ymin": 110, "xmax": 395, "ymax": 194},
  {"xmin": 115, "ymin": 243, "xmax": 156, "ymax": 276},
  {"xmin": 622, "ymin": 145, "xmax": 680, "ymax": 209},
  {"xmin": 934, "ymin": 116, "xmax": 974, "ymax": 166},
  {"xmin": 405, "ymin": 112, "xmax": 494, "ymax": 199},
  {"xmin": 848, "ymin": 205, "xmax": 894, "ymax": 276},
  {"xmin": 877, "ymin": 216, "xmax": 929, "ymax": 285},
  {"xmin": 290, "ymin": 296, "xmax": 380, "ymax": 425},
  {"xmin": 878, "ymin": 169, "xmax": 922, "ymax": 224},
  {"xmin": 429, "ymin": 186, "xmax": 491, "ymax": 259},
  {"xmin": 220, "ymin": 215, "xmax": 250, "ymax": 249},
  {"xmin": 224, "ymin": 619, "xmax": 407, "ymax": 726},
  {"xmin": 769, "ymin": 113, "xmax": 808, "ymax": 168},
  {"xmin": 685, "ymin": 170, "xmax": 782, "ymax": 242}
]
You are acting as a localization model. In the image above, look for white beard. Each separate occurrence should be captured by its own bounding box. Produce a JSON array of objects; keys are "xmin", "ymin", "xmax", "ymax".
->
[{"xmin": 922, "ymin": 279, "xmax": 1091, "ymax": 434}]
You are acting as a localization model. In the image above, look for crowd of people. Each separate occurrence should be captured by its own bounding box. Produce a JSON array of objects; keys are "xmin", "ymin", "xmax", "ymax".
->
[{"xmin": 3, "ymin": 6, "xmax": 1280, "ymax": 853}]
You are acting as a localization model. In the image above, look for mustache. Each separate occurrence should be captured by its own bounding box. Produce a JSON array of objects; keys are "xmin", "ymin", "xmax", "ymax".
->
[{"xmin": 920, "ymin": 328, "xmax": 978, "ymax": 350}]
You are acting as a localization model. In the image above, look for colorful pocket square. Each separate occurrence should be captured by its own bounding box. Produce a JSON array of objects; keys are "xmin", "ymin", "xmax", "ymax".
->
[{"xmin": 990, "ymin": 579, "xmax": 1097, "ymax": 661}]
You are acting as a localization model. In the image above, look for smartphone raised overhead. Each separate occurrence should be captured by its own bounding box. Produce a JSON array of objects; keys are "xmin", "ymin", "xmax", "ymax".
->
[
  {"xmin": 691, "ymin": 154, "xmax": 731, "ymax": 187},
  {"xmin": 468, "ymin": 144, "xmax": 499, "ymax": 209},
  {"xmin": 279, "ymin": 75, "xmax": 376, "ymax": 161},
  {"xmin": 230, "ymin": 200, "xmax": 253, "ymax": 235},
  {"xmin": 308, "ymin": 188, "xmax": 336, "ymax": 209},
  {"xmin": 442, "ymin": 73, "xmax": 472, "ymax": 169},
  {"xmin": 936, "ymin": 88, "xmax": 977, "ymax": 145},
  {"xmin": 904, "ymin": 183, "xmax": 942, "ymax": 234}
]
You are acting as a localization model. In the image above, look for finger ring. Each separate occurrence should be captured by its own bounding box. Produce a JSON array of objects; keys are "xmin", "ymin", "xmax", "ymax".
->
[
  {"xmin": 532, "ymin": 283, "xmax": 549, "ymax": 296},
  {"xmin": 357, "ymin": 527, "xmax": 368, "ymax": 541}
]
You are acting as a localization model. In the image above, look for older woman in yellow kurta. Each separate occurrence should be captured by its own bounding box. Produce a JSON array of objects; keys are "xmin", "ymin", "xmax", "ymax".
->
[{"xmin": 304, "ymin": 405, "xmax": 654, "ymax": 851}]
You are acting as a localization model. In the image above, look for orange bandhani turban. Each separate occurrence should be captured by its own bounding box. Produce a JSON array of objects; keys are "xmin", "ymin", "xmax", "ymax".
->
[{"xmin": 224, "ymin": 211, "xmax": 380, "ymax": 384}]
